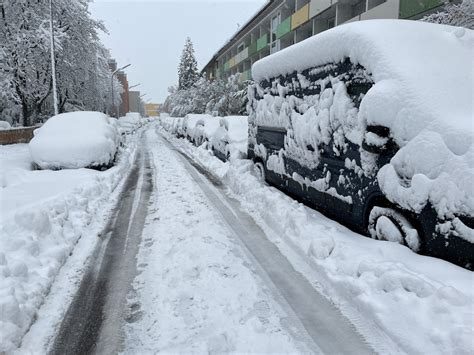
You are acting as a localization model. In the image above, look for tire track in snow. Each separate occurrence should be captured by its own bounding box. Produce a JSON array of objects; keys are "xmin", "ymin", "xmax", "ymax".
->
[
  {"xmin": 160, "ymin": 133, "xmax": 374, "ymax": 354},
  {"xmin": 49, "ymin": 138, "xmax": 153, "ymax": 355}
]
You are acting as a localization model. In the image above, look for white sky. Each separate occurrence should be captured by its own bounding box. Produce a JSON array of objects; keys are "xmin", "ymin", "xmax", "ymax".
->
[{"xmin": 89, "ymin": 0, "xmax": 267, "ymax": 103}]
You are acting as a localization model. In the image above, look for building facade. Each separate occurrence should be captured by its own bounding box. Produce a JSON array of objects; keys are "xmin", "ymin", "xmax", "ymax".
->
[
  {"xmin": 145, "ymin": 103, "xmax": 161, "ymax": 117},
  {"xmin": 202, "ymin": 0, "xmax": 453, "ymax": 82},
  {"xmin": 108, "ymin": 59, "xmax": 130, "ymax": 117}
]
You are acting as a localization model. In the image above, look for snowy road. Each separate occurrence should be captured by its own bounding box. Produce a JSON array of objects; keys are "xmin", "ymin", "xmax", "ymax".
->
[
  {"xmin": 51, "ymin": 142, "xmax": 153, "ymax": 354},
  {"xmin": 48, "ymin": 127, "xmax": 373, "ymax": 353}
]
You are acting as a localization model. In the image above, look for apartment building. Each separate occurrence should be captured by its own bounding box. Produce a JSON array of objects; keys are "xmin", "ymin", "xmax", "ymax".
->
[
  {"xmin": 202, "ymin": 0, "xmax": 452, "ymax": 82},
  {"xmin": 108, "ymin": 59, "xmax": 130, "ymax": 117}
]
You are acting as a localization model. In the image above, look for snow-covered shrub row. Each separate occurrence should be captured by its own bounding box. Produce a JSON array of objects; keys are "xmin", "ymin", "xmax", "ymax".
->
[
  {"xmin": 251, "ymin": 20, "xmax": 473, "ymax": 222},
  {"xmin": 161, "ymin": 127, "xmax": 474, "ymax": 355},
  {"xmin": 1, "ymin": 1, "xmax": 123, "ymax": 127},
  {"xmin": 163, "ymin": 75, "xmax": 248, "ymax": 118},
  {"xmin": 29, "ymin": 112, "xmax": 120, "ymax": 170},
  {"xmin": 0, "ymin": 130, "xmax": 141, "ymax": 352}
]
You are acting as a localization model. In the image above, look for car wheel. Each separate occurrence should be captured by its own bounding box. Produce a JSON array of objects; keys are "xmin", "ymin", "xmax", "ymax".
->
[
  {"xmin": 254, "ymin": 161, "xmax": 266, "ymax": 182},
  {"xmin": 368, "ymin": 206, "xmax": 420, "ymax": 252}
]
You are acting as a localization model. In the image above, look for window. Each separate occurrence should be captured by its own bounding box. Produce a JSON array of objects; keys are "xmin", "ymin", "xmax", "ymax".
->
[
  {"xmin": 270, "ymin": 13, "xmax": 281, "ymax": 54},
  {"xmin": 237, "ymin": 42, "xmax": 245, "ymax": 53},
  {"xmin": 327, "ymin": 17, "xmax": 335, "ymax": 29}
]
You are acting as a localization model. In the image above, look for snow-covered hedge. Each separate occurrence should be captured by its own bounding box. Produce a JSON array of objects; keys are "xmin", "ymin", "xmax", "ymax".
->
[
  {"xmin": 251, "ymin": 20, "xmax": 473, "ymax": 221},
  {"xmin": 29, "ymin": 111, "xmax": 120, "ymax": 170}
]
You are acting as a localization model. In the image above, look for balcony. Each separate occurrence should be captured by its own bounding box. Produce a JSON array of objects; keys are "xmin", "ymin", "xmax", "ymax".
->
[{"xmin": 291, "ymin": 3, "xmax": 310, "ymax": 30}]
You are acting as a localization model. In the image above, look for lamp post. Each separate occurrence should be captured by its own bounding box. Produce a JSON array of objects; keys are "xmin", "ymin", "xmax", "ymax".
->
[
  {"xmin": 49, "ymin": 0, "xmax": 58, "ymax": 116},
  {"xmin": 129, "ymin": 83, "xmax": 140, "ymax": 90},
  {"xmin": 111, "ymin": 63, "xmax": 131, "ymax": 118}
]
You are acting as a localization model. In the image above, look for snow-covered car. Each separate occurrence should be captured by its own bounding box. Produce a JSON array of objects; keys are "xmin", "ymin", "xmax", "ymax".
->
[
  {"xmin": 182, "ymin": 114, "xmax": 211, "ymax": 142},
  {"xmin": 248, "ymin": 20, "xmax": 473, "ymax": 269},
  {"xmin": 0, "ymin": 121, "xmax": 11, "ymax": 130},
  {"xmin": 210, "ymin": 116, "xmax": 248, "ymax": 161},
  {"xmin": 29, "ymin": 111, "xmax": 120, "ymax": 170},
  {"xmin": 192, "ymin": 116, "xmax": 220, "ymax": 147},
  {"xmin": 118, "ymin": 112, "xmax": 142, "ymax": 135}
]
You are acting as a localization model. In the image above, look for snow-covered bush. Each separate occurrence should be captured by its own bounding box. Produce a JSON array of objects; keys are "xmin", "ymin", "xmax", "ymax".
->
[
  {"xmin": 422, "ymin": 0, "xmax": 474, "ymax": 29},
  {"xmin": 163, "ymin": 75, "xmax": 249, "ymax": 118},
  {"xmin": 29, "ymin": 111, "xmax": 119, "ymax": 170}
]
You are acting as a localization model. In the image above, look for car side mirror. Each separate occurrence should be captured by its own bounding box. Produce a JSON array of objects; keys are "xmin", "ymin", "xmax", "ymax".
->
[{"xmin": 362, "ymin": 125, "xmax": 390, "ymax": 154}]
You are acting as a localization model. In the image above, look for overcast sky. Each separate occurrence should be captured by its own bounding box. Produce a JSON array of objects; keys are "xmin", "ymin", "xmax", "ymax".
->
[{"xmin": 89, "ymin": 0, "xmax": 266, "ymax": 104}]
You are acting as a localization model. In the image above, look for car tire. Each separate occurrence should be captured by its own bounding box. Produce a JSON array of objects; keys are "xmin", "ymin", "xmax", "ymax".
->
[
  {"xmin": 368, "ymin": 206, "xmax": 420, "ymax": 252},
  {"xmin": 254, "ymin": 161, "xmax": 266, "ymax": 182}
]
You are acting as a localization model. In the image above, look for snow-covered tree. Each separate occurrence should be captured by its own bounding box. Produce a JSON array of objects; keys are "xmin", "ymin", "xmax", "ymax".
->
[
  {"xmin": 422, "ymin": 0, "xmax": 474, "ymax": 29},
  {"xmin": 163, "ymin": 74, "xmax": 250, "ymax": 117},
  {"xmin": 178, "ymin": 37, "xmax": 199, "ymax": 90},
  {"xmin": 0, "ymin": 0, "xmax": 121, "ymax": 126}
]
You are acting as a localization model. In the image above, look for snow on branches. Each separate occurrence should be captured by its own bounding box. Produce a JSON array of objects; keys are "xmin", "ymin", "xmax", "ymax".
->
[
  {"xmin": 422, "ymin": 0, "xmax": 474, "ymax": 29},
  {"xmin": 0, "ymin": 0, "xmax": 121, "ymax": 126},
  {"xmin": 178, "ymin": 37, "xmax": 200, "ymax": 90},
  {"xmin": 164, "ymin": 74, "xmax": 249, "ymax": 118}
]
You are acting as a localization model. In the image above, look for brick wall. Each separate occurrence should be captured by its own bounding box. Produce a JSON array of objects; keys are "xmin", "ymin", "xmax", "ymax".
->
[{"xmin": 0, "ymin": 126, "xmax": 38, "ymax": 145}]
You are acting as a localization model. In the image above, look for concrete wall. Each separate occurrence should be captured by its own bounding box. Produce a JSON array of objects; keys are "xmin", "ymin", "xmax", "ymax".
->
[{"xmin": 0, "ymin": 126, "xmax": 38, "ymax": 145}]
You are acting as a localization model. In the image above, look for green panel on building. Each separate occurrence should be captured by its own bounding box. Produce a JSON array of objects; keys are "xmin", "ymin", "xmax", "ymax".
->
[
  {"xmin": 276, "ymin": 16, "xmax": 292, "ymax": 39},
  {"xmin": 257, "ymin": 34, "xmax": 268, "ymax": 51},
  {"xmin": 224, "ymin": 61, "xmax": 230, "ymax": 71},
  {"xmin": 248, "ymin": 41, "xmax": 257, "ymax": 57},
  {"xmin": 399, "ymin": 0, "xmax": 443, "ymax": 19}
]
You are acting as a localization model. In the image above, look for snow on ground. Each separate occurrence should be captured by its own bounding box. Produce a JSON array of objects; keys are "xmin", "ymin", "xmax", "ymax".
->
[
  {"xmin": 0, "ymin": 130, "xmax": 139, "ymax": 352},
  {"xmin": 29, "ymin": 111, "xmax": 119, "ymax": 170},
  {"xmin": 123, "ymin": 129, "xmax": 307, "ymax": 353},
  {"xmin": 159, "ymin": 125, "xmax": 474, "ymax": 355}
]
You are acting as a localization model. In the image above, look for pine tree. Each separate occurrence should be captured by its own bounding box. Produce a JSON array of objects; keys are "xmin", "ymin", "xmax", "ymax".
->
[{"xmin": 178, "ymin": 37, "xmax": 199, "ymax": 90}]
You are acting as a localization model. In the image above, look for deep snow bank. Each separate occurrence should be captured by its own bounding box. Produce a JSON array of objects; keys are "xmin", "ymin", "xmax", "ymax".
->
[
  {"xmin": 160, "ymin": 127, "xmax": 474, "ymax": 355},
  {"xmin": 0, "ymin": 132, "xmax": 139, "ymax": 352},
  {"xmin": 252, "ymin": 20, "xmax": 473, "ymax": 220}
]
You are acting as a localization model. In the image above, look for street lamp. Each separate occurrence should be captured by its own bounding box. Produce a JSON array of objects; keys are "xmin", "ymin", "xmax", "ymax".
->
[
  {"xmin": 49, "ymin": 0, "xmax": 58, "ymax": 116},
  {"xmin": 111, "ymin": 63, "xmax": 131, "ymax": 118},
  {"xmin": 129, "ymin": 83, "xmax": 140, "ymax": 90}
]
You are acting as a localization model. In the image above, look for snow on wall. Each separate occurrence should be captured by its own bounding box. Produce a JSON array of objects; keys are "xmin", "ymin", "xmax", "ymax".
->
[{"xmin": 251, "ymin": 20, "xmax": 474, "ymax": 219}]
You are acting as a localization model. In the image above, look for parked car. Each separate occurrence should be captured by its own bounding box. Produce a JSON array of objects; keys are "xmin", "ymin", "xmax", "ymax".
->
[
  {"xmin": 181, "ymin": 114, "xmax": 209, "ymax": 141},
  {"xmin": 29, "ymin": 111, "xmax": 120, "ymax": 170},
  {"xmin": 192, "ymin": 116, "xmax": 220, "ymax": 147},
  {"xmin": 248, "ymin": 20, "xmax": 473, "ymax": 269},
  {"xmin": 210, "ymin": 116, "xmax": 248, "ymax": 161}
]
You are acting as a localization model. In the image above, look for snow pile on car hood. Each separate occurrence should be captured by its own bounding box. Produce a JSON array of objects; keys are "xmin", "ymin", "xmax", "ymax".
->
[
  {"xmin": 29, "ymin": 111, "xmax": 119, "ymax": 170},
  {"xmin": 253, "ymin": 20, "xmax": 474, "ymax": 218}
]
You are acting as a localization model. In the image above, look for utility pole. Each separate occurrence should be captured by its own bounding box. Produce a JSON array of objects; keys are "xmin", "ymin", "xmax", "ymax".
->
[
  {"xmin": 49, "ymin": 0, "xmax": 58, "ymax": 116},
  {"xmin": 111, "ymin": 63, "xmax": 131, "ymax": 118}
]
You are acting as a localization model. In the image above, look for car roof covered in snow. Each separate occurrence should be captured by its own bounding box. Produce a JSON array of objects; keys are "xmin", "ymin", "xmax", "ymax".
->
[{"xmin": 252, "ymin": 20, "xmax": 473, "ymax": 139}]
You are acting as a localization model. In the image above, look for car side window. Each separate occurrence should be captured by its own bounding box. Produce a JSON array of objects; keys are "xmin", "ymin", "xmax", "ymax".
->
[{"xmin": 256, "ymin": 126, "xmax": 286, "ymax": 151}]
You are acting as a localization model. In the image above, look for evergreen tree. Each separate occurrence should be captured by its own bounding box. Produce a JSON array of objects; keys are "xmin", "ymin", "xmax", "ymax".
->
[{"xmin": 178, "ymin": 37, "xmax": 199, "ymax": 90}]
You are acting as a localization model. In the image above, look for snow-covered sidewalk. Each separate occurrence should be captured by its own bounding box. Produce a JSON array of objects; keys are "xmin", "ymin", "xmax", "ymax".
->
[
  {"xmin": 159, "ymin": 124, "xmax": 474, "ymax": 354},
  {"xmin": 0, "ymin": 133, "xmax": 139, "ymax": 352}
]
